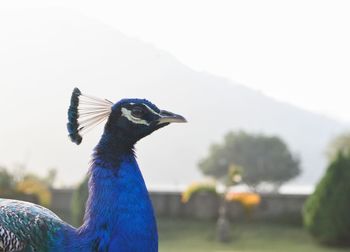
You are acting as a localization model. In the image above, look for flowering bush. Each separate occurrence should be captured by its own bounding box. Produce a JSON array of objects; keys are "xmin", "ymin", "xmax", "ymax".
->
[
  {"xmin": 16, "ymin": 177, "xmax": 51, "ymax": 206},
  {"xmin": 181, "ymin": 181, "xmax": 217, "ymax": 203},
  {"xmin": 226, "ymin": 192, "xmax": 261, "ymax": 216}
]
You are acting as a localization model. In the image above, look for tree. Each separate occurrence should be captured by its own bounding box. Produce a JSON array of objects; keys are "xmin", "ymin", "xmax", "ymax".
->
[
  {"xmin": 326, "ymin": 132, "xmax": 350, "ymax": 161},
  {"xmin": 199, "ymin": 131, "xmax": 300, "ymax": 190},
  {"xmin": 45, "ymin": 168, "xmax": 57, "ymax": 188},
  {"xmin": 71, "ymin": 176, "xmax": 89, "ymax": 227},
  {"xmin": 216, "ymin": 165, "xmax": 242, "ymax": 243},
  {"xmin": 0, "ymin": 167, "xmax": 16, "ymax": 193},
  {"xmin": 303, "ymin": 152, "xmax": 350, "ymax": 246}
]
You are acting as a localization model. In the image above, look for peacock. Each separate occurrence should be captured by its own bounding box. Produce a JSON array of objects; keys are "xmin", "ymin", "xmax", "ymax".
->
[{"xmin": 0, "ymin": 88, "xmax": 186, "ymax": 252}]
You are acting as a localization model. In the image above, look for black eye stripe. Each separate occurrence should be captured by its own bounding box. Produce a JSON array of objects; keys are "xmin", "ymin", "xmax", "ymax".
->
[{"xmin": 123, "ymin": 103, "xmax": 159, "ymax": 119}]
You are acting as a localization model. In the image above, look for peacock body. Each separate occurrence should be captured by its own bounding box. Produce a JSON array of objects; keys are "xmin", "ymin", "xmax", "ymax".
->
[{"xmin": 0, "ymin": 88, "xmax": 186, "ymax": 252}]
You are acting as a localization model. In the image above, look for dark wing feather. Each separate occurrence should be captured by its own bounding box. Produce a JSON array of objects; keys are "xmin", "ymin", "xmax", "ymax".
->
[{"xmin": 0, "ymin": 199, "xmax": 69, "ymax": 252}]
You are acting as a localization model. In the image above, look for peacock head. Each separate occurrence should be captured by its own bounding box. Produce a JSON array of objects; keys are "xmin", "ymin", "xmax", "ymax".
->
[
  {"xmin": 67, "ymin": 88, "xmax": 186, "ymax": 145},
  {"xmin": 107, "ymin": 98, "xmax": 186, "ymax": 142}
]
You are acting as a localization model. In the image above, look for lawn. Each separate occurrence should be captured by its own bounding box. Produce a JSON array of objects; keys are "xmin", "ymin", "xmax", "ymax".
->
[{"xmin": 158, "ymin": 218, "xmax": 350, "ymax": 252}]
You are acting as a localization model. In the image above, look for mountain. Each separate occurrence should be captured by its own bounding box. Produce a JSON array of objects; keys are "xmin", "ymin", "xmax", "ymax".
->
[{"xmin": 0, "ymin": 7, "xmax": 347, "ymax": 187}]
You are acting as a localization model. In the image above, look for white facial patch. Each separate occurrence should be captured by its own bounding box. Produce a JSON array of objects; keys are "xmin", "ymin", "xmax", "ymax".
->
[{"xmin": 121, "ymin": 107, "xmax": 150, "ymax": 126}]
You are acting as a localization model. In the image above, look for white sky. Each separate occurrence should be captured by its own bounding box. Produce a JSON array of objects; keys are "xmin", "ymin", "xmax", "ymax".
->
[{"xmin": 7, "ymin": 0, "xmax": 350, "ymax": 122}]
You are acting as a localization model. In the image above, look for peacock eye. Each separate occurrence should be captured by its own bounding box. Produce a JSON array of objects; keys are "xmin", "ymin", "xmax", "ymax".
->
[{"xmin": 131, "ymin": 107, "xmax": 145, "ymax": 118}]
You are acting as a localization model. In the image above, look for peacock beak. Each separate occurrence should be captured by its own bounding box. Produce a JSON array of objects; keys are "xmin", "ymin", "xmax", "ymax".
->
[{"xmin": 157, "ymin": 110, "xmax": 187, "ymax": 124}]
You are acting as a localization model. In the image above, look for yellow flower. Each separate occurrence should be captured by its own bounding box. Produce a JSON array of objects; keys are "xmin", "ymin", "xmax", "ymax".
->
[
  {"xmin": 16, "ymin": 178, "xmax": 51, "ymax": 206},
  {"xmin": 226, "ymin": 192, "xmax": 261, "ymax": 209}
]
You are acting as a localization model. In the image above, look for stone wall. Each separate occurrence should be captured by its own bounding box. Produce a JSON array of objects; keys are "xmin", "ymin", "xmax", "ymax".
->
[
  {"xmin": 51, "ymin": 189, "xmax": 74, "ymax": 223},
  {"xmin": 151, "ymin": 192, "xmax": 307, "ymax": 223},
  {"xmin": 51, "ymin": 189, "xmax": 308, "ymax": 224}
]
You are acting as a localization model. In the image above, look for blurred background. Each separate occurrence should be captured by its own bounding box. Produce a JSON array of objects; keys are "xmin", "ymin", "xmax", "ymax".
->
[{"xmin": 1, "ymin": 1, "xmax": 350, "ymax": 251}]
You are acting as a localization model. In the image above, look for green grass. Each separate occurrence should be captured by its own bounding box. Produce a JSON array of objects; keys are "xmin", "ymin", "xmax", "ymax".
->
[{"xmin": 158, "ymin": 218, "xmax": 350, "ymax": 252}]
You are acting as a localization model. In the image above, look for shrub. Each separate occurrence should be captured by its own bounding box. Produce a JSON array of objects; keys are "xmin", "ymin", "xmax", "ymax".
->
[{"xmin": 303, "ymin": 152, "xmax": 350, "ymax": 246}]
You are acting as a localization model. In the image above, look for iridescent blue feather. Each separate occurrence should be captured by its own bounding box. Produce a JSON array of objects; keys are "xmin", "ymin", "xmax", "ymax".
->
[{"xmin": 0, "ymin": 199, "xmax": 75, "ymax": 252}]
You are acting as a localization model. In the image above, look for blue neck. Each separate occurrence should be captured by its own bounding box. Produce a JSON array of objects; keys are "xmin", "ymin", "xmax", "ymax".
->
[{"xmin": 77, "ymin": 135, "xmax": 158, "ymax": 251}]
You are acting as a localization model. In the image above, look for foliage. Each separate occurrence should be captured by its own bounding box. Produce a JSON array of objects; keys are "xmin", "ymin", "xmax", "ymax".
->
[
  {"xmin": 71, "ymin": 176, "xmax": 89, "ymax": 227},
  {"xmin": 326, "ymin": 132, "xmax": 350, "ymax": 161},
  {"xmin": 303, "ymin": 152, "xmax": 350, "ymax": 246},
  {"xmin": 181, "ymin": 181, "xmax": 217, "ymax": 203},
  {"xmin": 199, "ymin": 131, "xmax": 300, "ymax": 189},
  {"xmin": 0, "ymin": 167, "xmax": 53, "ymax": 206}
]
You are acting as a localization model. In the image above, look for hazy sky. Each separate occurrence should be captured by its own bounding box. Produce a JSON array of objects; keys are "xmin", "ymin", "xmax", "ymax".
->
[
  {"xmin": 5, "ymin": 0, "xmax": 350, "ymax": 122},
  {"xmin": 1, "ymin": 0, "xmax": 349, "ymax": 187}
]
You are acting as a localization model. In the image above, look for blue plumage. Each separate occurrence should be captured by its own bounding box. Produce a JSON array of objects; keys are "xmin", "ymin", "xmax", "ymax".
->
[{"xmin": 0, "ymin": 88, "xmax": 186, "ymax": 251}]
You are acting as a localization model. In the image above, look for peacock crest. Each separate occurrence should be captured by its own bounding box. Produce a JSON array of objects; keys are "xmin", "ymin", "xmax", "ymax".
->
[{"xmin": 67, "ymin": 88, "xmax": 113, "ymax": 145}]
